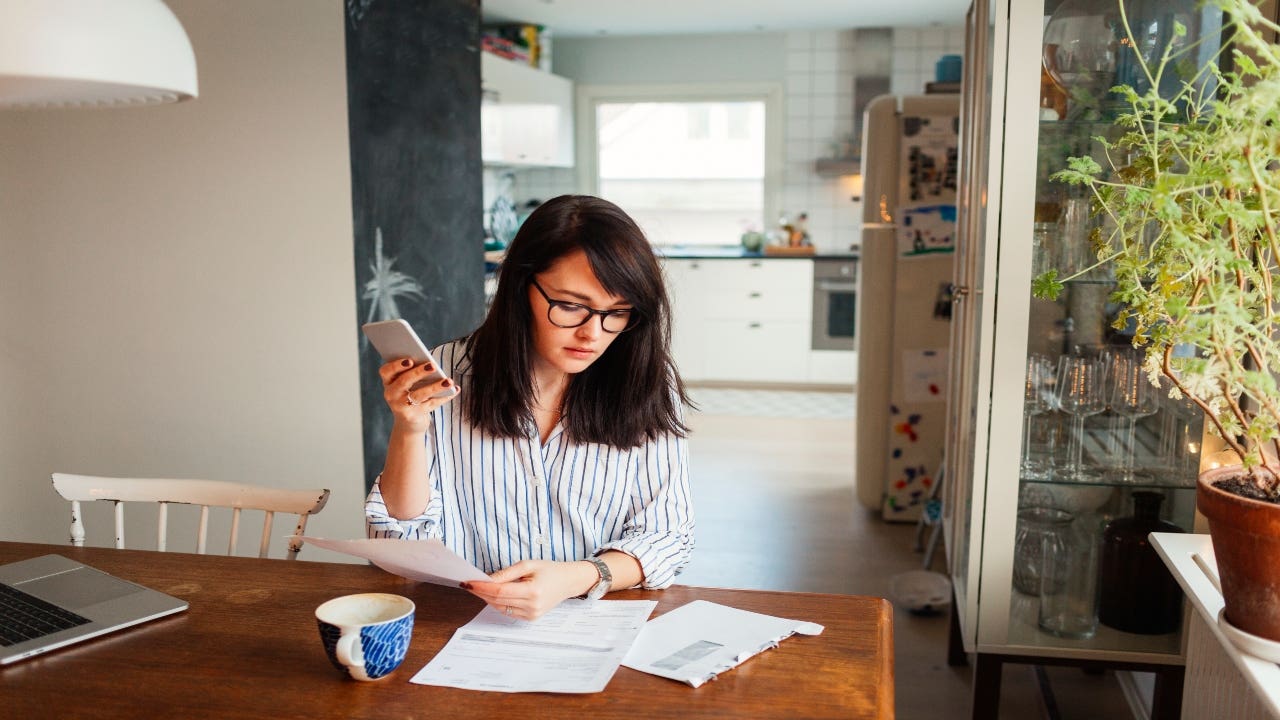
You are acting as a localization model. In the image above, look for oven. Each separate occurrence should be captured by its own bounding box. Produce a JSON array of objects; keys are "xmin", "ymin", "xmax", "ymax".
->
[{"xmin": 811, "ymin": 258, "xmax": 858, "ymax": 351}]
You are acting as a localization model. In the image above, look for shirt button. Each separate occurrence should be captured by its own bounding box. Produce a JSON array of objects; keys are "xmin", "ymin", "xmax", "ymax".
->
[{"xmin": 534, "ymin": 534, "xmax": 548, "ymax": 547}]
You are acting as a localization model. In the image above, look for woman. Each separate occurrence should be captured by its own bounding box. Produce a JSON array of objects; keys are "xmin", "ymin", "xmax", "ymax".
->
[{"xmin": 365, "ymin": 195, "xmax": 694, "ymax": 621}]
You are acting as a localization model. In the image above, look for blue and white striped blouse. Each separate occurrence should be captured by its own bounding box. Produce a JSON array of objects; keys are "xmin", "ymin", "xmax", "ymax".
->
[{"xmin": 365, "ymin": 340, "xmax": 695, "ymax": 589}]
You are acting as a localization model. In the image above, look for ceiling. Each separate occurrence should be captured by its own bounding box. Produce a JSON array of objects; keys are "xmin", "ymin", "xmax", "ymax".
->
[{"xmin": 480, "ymin": 0, "xmax": 971, "ymax": 38}]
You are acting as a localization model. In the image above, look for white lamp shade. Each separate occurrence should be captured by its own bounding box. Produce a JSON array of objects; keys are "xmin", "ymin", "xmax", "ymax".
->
[{"xmin": 0, "ymin": 0, "xmax": 198, "ymax": 109}]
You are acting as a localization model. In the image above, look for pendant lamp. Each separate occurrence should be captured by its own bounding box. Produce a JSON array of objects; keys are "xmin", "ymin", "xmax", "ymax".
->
[{"xmin": 0, "ymin": 0, "xmax": 197, "ymax": 109}]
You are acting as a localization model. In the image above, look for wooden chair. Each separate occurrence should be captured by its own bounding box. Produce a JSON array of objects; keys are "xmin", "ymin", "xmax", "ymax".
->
[{"xmin": 51, "ymin": 473, "xmax": 330, "ymax": 560}]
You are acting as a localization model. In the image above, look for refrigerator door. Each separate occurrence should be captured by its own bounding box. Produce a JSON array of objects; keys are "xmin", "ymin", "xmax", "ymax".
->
[{"xmin": 855, "ymin": 94, "xmax": 960, "ymax": 521}]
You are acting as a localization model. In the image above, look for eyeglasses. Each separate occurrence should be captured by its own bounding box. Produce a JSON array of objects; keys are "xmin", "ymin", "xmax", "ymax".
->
[{"xmin": 530, "ymin": 279, "xmax": 638, "ymax": 333}]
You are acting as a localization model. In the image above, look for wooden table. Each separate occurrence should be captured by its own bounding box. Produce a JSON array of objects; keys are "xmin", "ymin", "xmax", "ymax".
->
[{"xmin": 0, "ymin": 542, "xmax": 894, "ymax": 719}]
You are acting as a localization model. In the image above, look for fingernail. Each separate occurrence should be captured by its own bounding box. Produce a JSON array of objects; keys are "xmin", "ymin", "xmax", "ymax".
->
[
  {"xmin": 442, "ymin": 378, "xmax": 452, "ymax": 387},
  {"xmin": 401, "ymin": 359, "xmax": 412, "ymax": 367},
  {"xmin": 460, "ymin": 582, "xmax": 471, "ymax": 590},
  {"xmin": 424, "ymin": 363, "xmax": 434, "ymax": 371}
]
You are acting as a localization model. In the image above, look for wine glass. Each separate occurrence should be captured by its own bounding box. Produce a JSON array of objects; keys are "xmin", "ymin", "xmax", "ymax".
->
[
  {"xmin": 1157, "ymin": 378, "xmax": 1203, "ymax": 479},
  {"xmin": 1109, "ymin": 350, "xmax": 1159, "ymax": 482},
  {"xmin": 1021, "ymin": 355, "xmax": 1057, "ymax": 480},
  {"xmin": 1057, "ymin": 355, "xmax": 1108, "ymax": 480}
]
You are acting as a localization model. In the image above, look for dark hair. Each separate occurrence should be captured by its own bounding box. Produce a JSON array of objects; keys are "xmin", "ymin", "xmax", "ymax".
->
[{"xmin": 463, "ymin": 195, "xmax": 689, "ymax": 447}]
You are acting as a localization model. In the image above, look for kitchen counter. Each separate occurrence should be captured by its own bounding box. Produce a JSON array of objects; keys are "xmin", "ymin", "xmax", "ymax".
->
[{"xmin": 657, "ymin": 245, "xmax": 859, "ymax": 260}]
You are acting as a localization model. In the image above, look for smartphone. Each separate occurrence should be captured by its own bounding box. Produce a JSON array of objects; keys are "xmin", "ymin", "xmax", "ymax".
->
[{"xmin": 361, "ymin": 319, "xmax": 458, "ymax": 398}]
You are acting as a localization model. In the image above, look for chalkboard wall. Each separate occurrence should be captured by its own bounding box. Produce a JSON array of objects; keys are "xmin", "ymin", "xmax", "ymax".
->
[{"xmin": 345, "ymin": 0, "xmax": 485, "ymax": 491}]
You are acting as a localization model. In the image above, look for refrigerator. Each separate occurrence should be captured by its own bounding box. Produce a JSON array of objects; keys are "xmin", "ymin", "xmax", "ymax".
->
[{"xmin": 854, "ymin": 93, "xmax": 960, "ymax": 522}]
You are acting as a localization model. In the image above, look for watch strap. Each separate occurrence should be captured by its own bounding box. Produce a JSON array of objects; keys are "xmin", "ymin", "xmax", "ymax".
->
[{"xmin": 584, "ymin": 556, "xmax": 612, "ymax": 600}]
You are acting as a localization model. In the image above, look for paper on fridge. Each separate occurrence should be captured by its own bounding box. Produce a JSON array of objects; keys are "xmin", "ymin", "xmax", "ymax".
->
[
  {"xmin": 411, "ymin": 598, "xmax": 657, "ymax": 693},
  {"xmin": 293, "ymin": 536, "xmax": 489, "ymax": 586},
  {"xmin": 621, "ymin": 600, "xmax": 824, "ymax": 688}
]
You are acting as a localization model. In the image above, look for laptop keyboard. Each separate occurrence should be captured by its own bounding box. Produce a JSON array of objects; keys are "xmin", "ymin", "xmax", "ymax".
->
[{"xmin": 0, "ymin": 582, "xmax": 91, "ymax": 646}]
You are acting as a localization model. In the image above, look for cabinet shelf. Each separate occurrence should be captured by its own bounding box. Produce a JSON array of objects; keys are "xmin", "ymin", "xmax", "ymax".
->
[{"xmin": 1001, "ymin": 591, "xmax": 1183, "ymax": 663}]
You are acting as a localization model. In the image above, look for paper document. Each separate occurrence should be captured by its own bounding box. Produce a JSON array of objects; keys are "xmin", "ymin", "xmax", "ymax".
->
[
  {"xmin": 622, "ymin": 600, "xmax": 824, "ymax": 687},
  {"xmin": 411, "ymin": 599, "xmax": 657, "ymax": 693},
  {"xmin": 294, "ymin": 536, "xmax": 489, "ymax": 587}
]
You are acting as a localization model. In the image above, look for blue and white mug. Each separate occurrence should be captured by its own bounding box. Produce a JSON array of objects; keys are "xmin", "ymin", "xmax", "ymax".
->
[{"xmin": 316, "ymin": 593, "xmax": 414, "ymax": 681}]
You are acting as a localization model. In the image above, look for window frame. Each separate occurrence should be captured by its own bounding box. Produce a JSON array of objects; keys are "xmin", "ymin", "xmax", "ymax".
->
[{"xmin": 575, "ymin": 83, "xmax": 784, "ymax": 246}]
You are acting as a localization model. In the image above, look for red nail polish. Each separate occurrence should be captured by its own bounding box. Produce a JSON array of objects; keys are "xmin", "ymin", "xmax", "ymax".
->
[
  {"xmin": 424, "ymin": 363, "xmax": 434, "ymax": 371},
  {"xmin": 442, "ymin": 378, "xmax": 452, "ymax": 387},
  {"xmin": 401, "ymin": 359, "xmax": 412, "ymax": 367}
]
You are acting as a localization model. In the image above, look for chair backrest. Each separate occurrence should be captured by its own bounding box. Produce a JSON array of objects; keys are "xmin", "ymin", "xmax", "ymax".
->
[{"xmin": 51, "ymin": 473, "xmax": 330, "ymax": 560}]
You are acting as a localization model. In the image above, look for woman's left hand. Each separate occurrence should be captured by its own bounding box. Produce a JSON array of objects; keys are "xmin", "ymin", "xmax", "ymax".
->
[{"xmin": 462, "ymin": 560, "xmax": 596, "ymax": 621}]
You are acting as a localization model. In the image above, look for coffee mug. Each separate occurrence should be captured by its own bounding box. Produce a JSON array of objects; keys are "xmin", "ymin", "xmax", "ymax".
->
[{"xmin": 316, "ymin": 593, "xmax": 415, "ymax": 681}]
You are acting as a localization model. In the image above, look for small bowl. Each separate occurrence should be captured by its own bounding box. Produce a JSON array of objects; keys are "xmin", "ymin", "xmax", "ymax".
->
[{"xmin": 890, "ymin": 570, "xmax": 953, "ymax": 616}]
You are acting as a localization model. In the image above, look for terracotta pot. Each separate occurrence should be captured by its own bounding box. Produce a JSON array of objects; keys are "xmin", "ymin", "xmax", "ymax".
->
[{"xmin": 1197, "ymin": 466, "xmax": 1280, "ymax": 642}]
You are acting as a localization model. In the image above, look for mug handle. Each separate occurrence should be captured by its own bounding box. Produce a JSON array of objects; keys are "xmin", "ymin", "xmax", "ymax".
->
[{"xmin": 336, "ymin": 628, "xmax": 365, "ymax": 671}]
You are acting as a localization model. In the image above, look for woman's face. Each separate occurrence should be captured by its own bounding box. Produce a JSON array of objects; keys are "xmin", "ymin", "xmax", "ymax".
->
[{"xmin": 528, "ymin": 249, "xmax": 630, "ymax": 379}]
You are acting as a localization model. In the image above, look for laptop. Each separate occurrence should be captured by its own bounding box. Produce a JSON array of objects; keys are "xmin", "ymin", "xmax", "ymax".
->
[{"xmin": 0, "ymin": 554, "xmax": 188, "ymax": 665}]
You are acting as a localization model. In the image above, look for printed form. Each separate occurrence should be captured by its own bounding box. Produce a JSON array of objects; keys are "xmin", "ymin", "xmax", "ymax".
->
[{"xmin": 411, "ymin": 599, "xmax": 657, "ymax": 693}]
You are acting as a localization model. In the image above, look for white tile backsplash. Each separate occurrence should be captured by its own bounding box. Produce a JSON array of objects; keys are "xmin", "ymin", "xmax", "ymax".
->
[{"xmin": 786, "ymin": 50, "xmax": 813, "ymax": 74}]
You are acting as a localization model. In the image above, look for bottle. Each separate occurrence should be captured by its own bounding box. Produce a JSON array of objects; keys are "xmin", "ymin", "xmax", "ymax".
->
[{"xmin": 1097, "ymin": 491, "xmax": 1185, "ymax": 634}]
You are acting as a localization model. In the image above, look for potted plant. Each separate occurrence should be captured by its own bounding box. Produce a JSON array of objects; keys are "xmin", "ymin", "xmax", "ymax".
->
[{"xmin": 1033, "ymin": 0, "xmax": 1280, "ymax": 644}]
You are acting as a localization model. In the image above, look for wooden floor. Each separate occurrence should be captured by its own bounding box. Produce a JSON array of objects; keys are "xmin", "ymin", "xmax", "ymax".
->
[{"xmin": 679, "ymin": 405, "xmax": 1138, "ymax": 720}]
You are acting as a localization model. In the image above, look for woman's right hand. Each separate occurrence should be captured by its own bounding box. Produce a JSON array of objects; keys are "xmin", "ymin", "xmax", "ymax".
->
[{"xmin": 378, "ymin": 358, "xmax": 458, "ymax": 434}]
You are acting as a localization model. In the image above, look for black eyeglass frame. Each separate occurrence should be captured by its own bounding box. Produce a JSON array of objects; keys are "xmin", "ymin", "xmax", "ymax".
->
[{"xmin": 530, "ymin": 278, "xmax": 639, "ymax": 333}]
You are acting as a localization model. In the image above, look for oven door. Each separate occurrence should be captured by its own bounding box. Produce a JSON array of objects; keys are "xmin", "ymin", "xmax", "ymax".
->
[{"xmin": 812, "ymin": 261, "xmax": 858, "ymax": 351}]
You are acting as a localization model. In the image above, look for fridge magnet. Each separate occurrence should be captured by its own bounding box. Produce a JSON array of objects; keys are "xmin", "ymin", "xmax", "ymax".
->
[
  {"xmin": 933, "ymin": 282, "xmax": 954, "ymax": 320},
  {"xmin": 902, "ymin": 350, "xmax": 948, "ymax": 404},
  {"xmin": 896, "ymin": 204, "xmax": 956, "ymax": 258}
]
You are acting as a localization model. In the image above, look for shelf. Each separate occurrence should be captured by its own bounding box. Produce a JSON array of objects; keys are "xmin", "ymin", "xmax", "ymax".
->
[
  {"xmin": 998, "ymin": 590, "xmax": 1184, "ymax": 663},
  {"xmin": 814, "ymin": 157, "xmax": 860, "ymax": 177}
]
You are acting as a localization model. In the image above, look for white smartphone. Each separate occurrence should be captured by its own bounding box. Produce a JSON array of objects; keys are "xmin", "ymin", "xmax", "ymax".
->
[{"xmin": 361, "ymin": 319, "xmax": 458, "ymax": 398}]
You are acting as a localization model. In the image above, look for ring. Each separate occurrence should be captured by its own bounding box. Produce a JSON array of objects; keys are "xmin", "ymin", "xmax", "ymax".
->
[
  {"xmin": 504, "ymin": 606, "xmax": 513, "ymax": 617},
  {"xmin": 406, "ymin": 391, "xmax": 419, "ymax": 407}
]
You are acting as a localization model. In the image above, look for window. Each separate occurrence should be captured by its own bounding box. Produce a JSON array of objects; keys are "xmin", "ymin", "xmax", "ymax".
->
[{"xmin": 591, "ymin": 97, "xmax": 771, "ymax": 247}]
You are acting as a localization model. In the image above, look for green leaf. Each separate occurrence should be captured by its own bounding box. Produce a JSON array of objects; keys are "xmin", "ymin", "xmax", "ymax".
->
[{"xmin": 1032, "ymin": 271, "xmax": 1063, "ymax": 301}]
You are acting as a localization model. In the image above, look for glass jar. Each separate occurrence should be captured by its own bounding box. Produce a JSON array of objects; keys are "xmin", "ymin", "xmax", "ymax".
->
[
  {"xmin": 1039, "ymin": 513, "xmax": 1102, "ymax": 639},
  {"xmin": 1012, "ymin": 507, "xmax": 1072, "ymax": 595}
]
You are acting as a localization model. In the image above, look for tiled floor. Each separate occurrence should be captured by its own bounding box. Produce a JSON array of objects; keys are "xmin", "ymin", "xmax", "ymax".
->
[{"xmin": 678, "ymin": 388, "xmax": 1136, "ymax": 720}]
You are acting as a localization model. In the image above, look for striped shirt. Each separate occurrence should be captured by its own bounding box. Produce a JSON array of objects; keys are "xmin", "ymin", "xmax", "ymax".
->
[{"xmin": 365, "ymin": 340, "xmax": 695, "ymax": 589}]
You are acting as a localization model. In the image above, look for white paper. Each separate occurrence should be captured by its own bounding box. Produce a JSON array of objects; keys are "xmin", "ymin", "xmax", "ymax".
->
[
  {"xmin": 294, "ymin": 536, "xmax": 490, "ymax": 587},
  {"xmin": 411, "ymin": 599, "xmax": 657, "ymax": 693},
  {"xmin": 622, "ymin": 600, "xmax": 824, "ymax": 688}
]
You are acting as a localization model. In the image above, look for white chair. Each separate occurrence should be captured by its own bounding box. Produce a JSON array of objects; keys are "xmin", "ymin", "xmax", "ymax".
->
[{"xmin": 51, "ymin": 473, "xmax": 330, "ymax": 560}]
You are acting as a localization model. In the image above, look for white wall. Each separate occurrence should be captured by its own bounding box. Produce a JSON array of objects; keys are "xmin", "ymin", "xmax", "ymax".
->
[{"xmin": 0, "ymin": 0, "xmax": 365, "ymax": 561}]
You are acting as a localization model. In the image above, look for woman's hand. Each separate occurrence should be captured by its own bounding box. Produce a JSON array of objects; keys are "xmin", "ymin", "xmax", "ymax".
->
[
  {"xmin": 462, "ymin": 560, "xmax": 598, "ymax": 621},
  {"xmin": 378, "ymin": 358, "xmax": 457, "ymax": 434}
]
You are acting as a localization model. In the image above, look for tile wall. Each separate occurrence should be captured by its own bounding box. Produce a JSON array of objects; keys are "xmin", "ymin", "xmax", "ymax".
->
[{"xmin": 485, "ymin": 25, "xmax": 965, "ymax": 252}]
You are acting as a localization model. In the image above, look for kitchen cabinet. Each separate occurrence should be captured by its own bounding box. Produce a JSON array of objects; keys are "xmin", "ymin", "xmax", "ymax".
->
[
  {"xmin": 480, "ymin": 52, "xmax": 574, "ymax": 167},
  {"xmin": 664, "ymin": 258, "xmax": 813, "ymax": 385},
  {"xmin": 943, "ymin": 0, "xmax": 1221, "ymax": 716}
]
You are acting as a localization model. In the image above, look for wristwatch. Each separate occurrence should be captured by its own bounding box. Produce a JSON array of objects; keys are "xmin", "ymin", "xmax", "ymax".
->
[{"xmin": 582, "ymin": 556, "xmax": 612, "ymax": 600}]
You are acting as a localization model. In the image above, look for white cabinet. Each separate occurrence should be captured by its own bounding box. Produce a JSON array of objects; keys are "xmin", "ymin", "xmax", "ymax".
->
[
  {"xmin": 480, "ymin": 53, "xmax": 574, "ymax": 167},
  {"xmin": 664, "ymin": 258, "xmax": 812, "ymax": 384},
  {"xmin": 942, "ymin": 0, "xmax": 1223, "ymax": 712}
]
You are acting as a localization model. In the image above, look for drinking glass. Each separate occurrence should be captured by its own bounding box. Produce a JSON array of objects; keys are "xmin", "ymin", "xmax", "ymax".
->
[
  {"xmin": 1157, "ymin": 383, "xmax": 1202, "ymax": 477},
  {"xmin": 1057, "ymin": 355, "xmax": 1108, "ymax": 480},
  {"xmin": 1021, "ymin": 355, "xmax": 1057, "ymax": 480},
  {"xmin": 1108, "ymin": 350, "xmax": 1159, "ymax": 482}
]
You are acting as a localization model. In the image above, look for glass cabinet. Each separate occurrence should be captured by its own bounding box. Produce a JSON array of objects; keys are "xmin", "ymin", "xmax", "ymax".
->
[{"xmin": 943, "ymin": 0, "xmax": 1225, "ymax": 712}]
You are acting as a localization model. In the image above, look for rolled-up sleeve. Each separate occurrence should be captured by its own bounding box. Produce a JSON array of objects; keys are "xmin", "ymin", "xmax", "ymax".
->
[
  {"xmin": 596, "ymin": 430, "xmax": 695, "ymax": 589},
  {"xmin": 364, "ymin": 474, "xmax": 444, "ymax": 540}
]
